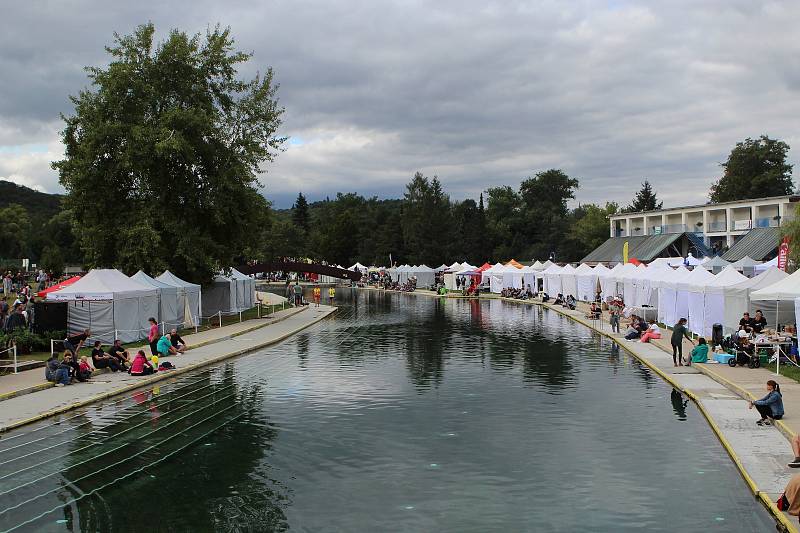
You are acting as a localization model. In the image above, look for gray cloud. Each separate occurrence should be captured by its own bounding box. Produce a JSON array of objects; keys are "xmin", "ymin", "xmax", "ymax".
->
[{"xmin": 1, "ymin": 0, "xmax": 799, "ymax": 208}]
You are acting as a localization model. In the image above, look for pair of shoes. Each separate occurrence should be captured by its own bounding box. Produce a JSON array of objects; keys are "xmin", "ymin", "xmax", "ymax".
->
[
  {"xmin": 764, "ymin": 419, "xmax": 772, "ymax": 426},
  {"xmin": 788, "ymin": 457, "xmax": 800, "ymax": 468},
  {"xmin": 756, "ymin": 419, "xmax": 766, "ymax": 426},
  {"xmin": 55, "ymin": 383, "xmax": 65, "ymax": 387}
]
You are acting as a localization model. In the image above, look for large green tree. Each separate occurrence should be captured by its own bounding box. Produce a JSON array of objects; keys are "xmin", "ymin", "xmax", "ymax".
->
[
  {"xmin": 566, "ymin": 202, "xmax": 618, "ymax": 260},
  {"xmin": 401, "ymin": 173, "xmax": 451, "ymax": 265},
  {"xmin": 0, "ymin": 204, "xmax": 31, "ymax": 260},
  {"xmin": 519, "ymin": 169, "xmax": 580, "ymax": 260},
  {"xmin": 623, "ymin": 180, "xmax": 662, "ymax": 212},
  {"xmin": 710, "ymin": 135, "xmax": 794, "ymax": 203},
  {"xmin": 53, "ymin": 23, "xmax": 284, "ymax": 282}
]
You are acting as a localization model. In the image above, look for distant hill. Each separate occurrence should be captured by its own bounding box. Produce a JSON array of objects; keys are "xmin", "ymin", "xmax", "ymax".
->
[{"xmin": 0, "ymin": 180, "xmax": 63, "ymax": 220}]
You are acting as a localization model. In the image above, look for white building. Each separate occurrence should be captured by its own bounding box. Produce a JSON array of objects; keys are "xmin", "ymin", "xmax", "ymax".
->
[{"xmin": 609, "ymin": 195, "xmax": 798, "ymax": 252}]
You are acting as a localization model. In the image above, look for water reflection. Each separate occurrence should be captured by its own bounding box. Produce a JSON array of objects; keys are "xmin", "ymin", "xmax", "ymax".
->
[{"xmin": 671, "ymin": 389, "xmax": 689, "ymax": 421}]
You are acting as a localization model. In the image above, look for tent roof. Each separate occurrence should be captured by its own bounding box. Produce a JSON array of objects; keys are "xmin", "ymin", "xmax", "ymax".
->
[
  {"xmin": 48, "ymin": 269, "xmax": 157, "ymax": 301},
  {"xmin": 541, "ymin": 260, "xmax": 554, "ymax": 268},
  {"xmin": 37, "ymin": 275, "xmax": 81, "ymax": 297},
  {"xmin": 229, "ymin": 268, "xmax": 251, "ymax": 280},
  {"xmin": 704, "ymin": 256, "xmax": 731, "ymax": 267},
  {"xmin": 506, "ymin": 259, "xmax": 524, "ymax": 269},
  {"xmin": 593, "ymin": 263, "xmax": 611, "ymax": 276},
  {"xmin": 560, "ymin": 264, "xmax": 576, "ymax": 273},
  {"xmin": 574, "ymin": 263, "xmax": 594, "ymax": 274},
  {"xmin": 157, "ymin": 270, "xmax": 201, "ymax": 290},
  {"xmin": 478, "ymin": 263, "xmax": 492, "ymax": 272},
  {"xmin": 542, "ymin": 263, "xmax": 562, "ymax": 273},
  {"xmin": 750, "ymin": 267, "xmax": 800, "ymax": 300},
  {"xmin": 731, "ymin": 266, "xmax": 788, "ymax": 292},
  {"xmin": 530, "ymin": 260, "xmax": 545, "ymax": 270},
  {"xmin": 678, "ymin": 265, "xmax": 715, "ymax": 291},
  {"xmin": 731, "ymin": 256, "xmax": 762, "ymax": 268},
  {"xmin": 413, "ymin": 265, "xmax": 435, "ymax": 273},
  {"xmin": 707, "ymin": 265, "xmax": 748, "ymax": 287},
  {"xmin": 131, "ymin": 270, "xmax": 177, "ymax": 291}
]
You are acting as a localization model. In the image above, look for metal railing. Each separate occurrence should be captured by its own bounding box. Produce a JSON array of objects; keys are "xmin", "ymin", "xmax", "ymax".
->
[{"xmin": 706, "ymin": 221, "xmax": 727, "ymax": 232}]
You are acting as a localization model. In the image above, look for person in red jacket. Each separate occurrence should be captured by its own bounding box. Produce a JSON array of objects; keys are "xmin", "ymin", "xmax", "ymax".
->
[{"xmin": 129, "ymin": 350, "xmax": 155, "ymax": 376}]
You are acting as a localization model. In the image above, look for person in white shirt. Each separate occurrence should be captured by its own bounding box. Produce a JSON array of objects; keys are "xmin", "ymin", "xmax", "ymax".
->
[{"xmin": 640, "ymin": 320, "xmax": 662, "ymax": 343}]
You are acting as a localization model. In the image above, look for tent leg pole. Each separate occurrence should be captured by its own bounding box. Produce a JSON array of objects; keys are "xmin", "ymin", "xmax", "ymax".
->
[
  {"xmin": 50, "ymin": 339, "xmax": 54, "ymax": 358},
  {"xmin": 13, "ymin": 344, "xmax": 17, "ymax": 374},
  {"xmin": 218, "ymin": 311, "xmax": 222, "ymax": 328}
]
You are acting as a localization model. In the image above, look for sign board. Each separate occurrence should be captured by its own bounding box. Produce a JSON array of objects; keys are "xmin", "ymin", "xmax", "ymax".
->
[
  {"xmin": 778, "ymin": 237, "xmax": 790, "ymax": 271},
  {"xmin": 733, "ymin": 219, "xmax": 752, "ymax": 231},
  {"xmin": 653, "ymin": 226, "xmax": 662, "ymax": 235}
]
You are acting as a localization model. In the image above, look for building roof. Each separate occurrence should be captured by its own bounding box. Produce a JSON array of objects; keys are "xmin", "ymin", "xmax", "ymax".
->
[
  {"xmin": 609, "ymin": 194, "xmax": 799, "ymax": 219},
  {"xmin": 721, "ymin": 227, "xmax": 781, "ymax": 261},
  {"xmin": 581, "ymin": 232, "xmax": 711, "ymax": 264}
]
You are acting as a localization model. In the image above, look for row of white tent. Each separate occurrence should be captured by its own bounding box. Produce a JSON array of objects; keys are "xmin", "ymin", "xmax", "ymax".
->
[
  {"xmin": 532, "ymin": 261, "xmax": 797, "ymax": 338},
  {"xmin": 46, "ymin": 268, "xmax": 255, "ymax": 343},
  {"xmin": 386, "ymin": 265, "xmax": 436, "ymax": 287}
]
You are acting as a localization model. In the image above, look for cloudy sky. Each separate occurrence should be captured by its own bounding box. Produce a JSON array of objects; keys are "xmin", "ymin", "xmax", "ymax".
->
[{"xmin": 1, "ymin": 0, "xmax": 798, "ymax": 208}]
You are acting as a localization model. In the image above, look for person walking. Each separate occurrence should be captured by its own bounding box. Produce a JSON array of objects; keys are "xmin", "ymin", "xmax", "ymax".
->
[{"xmin": 670, "ymin": 318, "xmax": 693, "ymax": 367}]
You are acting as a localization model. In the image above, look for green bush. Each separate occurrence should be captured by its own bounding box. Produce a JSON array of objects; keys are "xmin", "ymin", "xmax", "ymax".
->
[{"xmin": 0, "ymin": 328, "xmax": 66, "ymax": 354}]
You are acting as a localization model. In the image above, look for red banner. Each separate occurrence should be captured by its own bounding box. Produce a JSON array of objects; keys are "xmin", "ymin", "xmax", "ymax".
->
[{"xmin": 778, "ymin": 237, "xmax": 790, "ymax": 271}]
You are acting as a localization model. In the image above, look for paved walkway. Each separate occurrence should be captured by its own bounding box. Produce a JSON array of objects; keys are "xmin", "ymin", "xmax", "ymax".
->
[{"xmin": 0, "ymin": 305, "xmax": 336, "ymax": 432}]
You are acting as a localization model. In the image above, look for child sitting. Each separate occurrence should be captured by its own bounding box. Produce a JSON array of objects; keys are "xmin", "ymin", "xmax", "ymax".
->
[
  {"xmin": 77, "ymin": 355, "xmax": 93, "ymax": 381},
  {"xmin": 689, "ymin": 337, "xmax": 709, "ymax": 365}
]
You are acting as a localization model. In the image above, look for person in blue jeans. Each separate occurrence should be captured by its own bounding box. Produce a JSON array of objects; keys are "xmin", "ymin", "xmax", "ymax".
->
[
  {"xmin": 749, "ymin": 379, "xmax": 784, "ymax": 426},
  {"xmin": 55, "ymin": 351, "xmax": 74, "ymax": 387}
]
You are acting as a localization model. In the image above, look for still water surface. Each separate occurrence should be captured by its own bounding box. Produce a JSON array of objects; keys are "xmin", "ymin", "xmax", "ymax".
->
[{"xmin": 0, "ymin": 289, "xmax": 776, "ymax": 531}]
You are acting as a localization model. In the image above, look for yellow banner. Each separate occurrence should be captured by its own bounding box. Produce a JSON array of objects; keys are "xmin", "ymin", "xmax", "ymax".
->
[{"xmin": 623, "ymin": 241, "xmax": 629, "ymax": 264}]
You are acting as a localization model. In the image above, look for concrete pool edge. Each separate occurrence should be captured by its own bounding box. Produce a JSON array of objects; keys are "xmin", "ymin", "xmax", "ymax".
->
[
  {"xmin": 362, "ymin": 287, "xmax": 796, "ymax": 532},
  {"xmin": 0, "ymin": 306, "xmax": 338, "ymax": 434}
]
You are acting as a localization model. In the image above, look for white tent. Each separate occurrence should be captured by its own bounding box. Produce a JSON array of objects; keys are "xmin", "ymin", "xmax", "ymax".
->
[
  {"xmin": 755, "ymin": 256, "xmax": 779, "ymax": 273},
  {"xmin": 156, "ymin": 270, "xmax": 202, "ymax": 327},
  {"xmin": 542, "ymin": 263, "xmax": 563, "ymax": 295},
  {"xmin": 667, "ymin": 253, "xmax": 704, "ymax": 267},
  {"xmin": 598, "ymin": 263, "xmax": 621, "ymax": 301},
  {"xmin": 704, "ymin": 256, "xmax": 731, "ymax": 274},
  {"xmin": 559, "ymin": 264, "xmax": 578, "ymax": 299},
  {"xmin": 703, "ymin": 266, "xmax": 748, "ymax": 337},
  {"xmin": 48, "ymin": 269, "xmax": 159, "ymax": 343},
  {"xmin": 648, "ymin": 257, "xmax": 674, "ymax": 268},
  {"xmin": 501, "ymin": 264, "xmax": 524, "ymax": 290},
  {"xmin": 408, "ymin": 265, "xmax": 436, "ymax": 288},
  {"xmin": 677, "ymin": 266, "xmax": 715, "ymax": 335},
  {"xmin": 726, "ymin": 267, "xmax": 792, "ymax": 333},
  {"xmin": 530, "ymin": 260, "xmax": 546, "ymax": 271},
  {"xmin": 634, "ymin": 263, "xmax": 670, "ymax": 308},
  {"xmin": 481, "ymin": 263, "xmax": 505, "ymax": 285},
  {"xmin": 130, "ymin": 271, "xmax": 179, "ymax": 331},
  {"xmin": 730, "ymin": 256, "xmax": 761, "ymax": 277},
  {"xmin": 657, "ymin": 266, "xmax": 690, "ymax": 326},
  {"xmin": 203, "ymin": 273, "xmax": 237, "ymax": 317},
  {"xmin": 521, "ymin": 266, "xmax": 538, "ymax": 291},
  {"xmin": 574, "ymin": 263, "xmax": 596, "ymax": 302},
  {"xmin": 348, "ymin": 262, "xmax": 367, "ymax": 273},
  {"xmin": 230, "ymin": 268, "xmax": 256, "ymax": 310},
  {"xmin": 540, "ymin": 260, "xmax": 554, "ymax": 269},
  {"xmin": 435, "ymin": 264, "xmax": 449, "ymax": 272},
  {"xmin": 614, "ymin": 263, "xmax": 640, "ymax": 304}
]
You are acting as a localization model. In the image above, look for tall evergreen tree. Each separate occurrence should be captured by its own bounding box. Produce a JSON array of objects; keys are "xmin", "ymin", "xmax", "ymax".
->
[
  {"xmin": 292, "ymin": 192, "xmax": 310, "ymax": 231},
  {"xmin": 624, "ymin": 180, "xmax": 662, "ymax": 212},
  {"xmin": 710, "ymin": 135, "xmax": 794, "ymax": 202}
]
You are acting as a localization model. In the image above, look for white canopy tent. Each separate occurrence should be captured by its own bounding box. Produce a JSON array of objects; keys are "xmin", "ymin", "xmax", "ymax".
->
[
  {"xmin": 677, "ymin": 266, "xmax": 716, "ymax": 335},
  {"xmin": 614, "ymin": 263, "xmax": 640, "ymax": 304},
  {"xmin": 755, "ymin": 257, "xmax": 779, "ymax": 273},
  {"xmin": 635, "ymin": 263, "xmax": 669, "ymax": 308},
  {"xmin": 598, "ymin": 263, "xmax": 621, "ymax": 301},
  {"xmin": 724, "ymin": 267, "xmax": 791, "ymax": 332},
  {"xmin": 48, "ymin": 269, "xmax": 159, "ymax": 343},
  {"xmin": 130, "ymin": 271, "xmax": 179, "ymax": 331},
  {"xmin": 703, "ymin": 266, "xmax": 748, "ymax": 337},
  {"xmin": 730, "ymin": 256, "xmax": 762, "ymax": 278},
  {"xmin": 657, "ymin": 266, "xmax": 691, "ymax": 327},
  {"xmin": 542, "ymin": 264, "xmax": 563, "ymax": 295},
  {"xmin": 574, "ymin": 263, "xmax": 597, "ymax": 302},
  {"xmin": 157, "ymin": 270, "xmax": 202, "ymax": 327},
  {"xmin": 667, "ymin": 253, "xmax": 704, "ymax": 267},
  {"xmin": 704, "ymin": 256, "xmax": 731, "ymax": 274},
  {"xmin": 481, "ymin": 263, "xmax": 505, "ymax": 285},
  {"xmin": 408, "ymin": 265, "xmax": 436, "ymax": 287},
  {"xmin": 348, "ymin": 262, "xmax": 367, "ymax": 273},
  {"xmin": 203, "ymin": 273, "xmax": 237, "ymax": 317},
  {"xmin": 501, "ymin": 264, "xmax": 524, "ymax": 290},
  {"xmin": 230, "ymin": 268, "xmax": 256, "ymax": 310},
  {"xmin": 521, "ymin": 266, "xmax": 538, "ymax": 291},
  {"xmin": 435, "ymin": 264, "xmax": 449, "ymax": 272},
  {"xmin": 559, "ymin": 264, "xmax": 578, "ymax": 298},
  {"xmin": 530, "ymin": 260, "xmax": 546, "ymax": 271}
]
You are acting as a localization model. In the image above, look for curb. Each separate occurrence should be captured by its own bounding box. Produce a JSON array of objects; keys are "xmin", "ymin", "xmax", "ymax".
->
[
  {"xmin": 0, "ymin": 306, "xmax": 333, "ymax": 434},
  {"xmin": 370, "ymin": 289, "xmax": 797, "ymax": 532},
  {"xmin": 0, "ymin": 306, "xmax": 307, "ymax": 404}
]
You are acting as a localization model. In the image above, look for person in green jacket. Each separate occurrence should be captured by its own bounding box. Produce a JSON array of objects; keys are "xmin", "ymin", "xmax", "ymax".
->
[
  {"xmin": 670, "ymin": 318, "xmax": 693, "ymax": 367},
  {"xmin": 157, "ymin": 333, "xmax": 178, "ymax": 356},
  {"xmin": 689, "ymin": 337, "xmax": 709, "ymax": 365}
]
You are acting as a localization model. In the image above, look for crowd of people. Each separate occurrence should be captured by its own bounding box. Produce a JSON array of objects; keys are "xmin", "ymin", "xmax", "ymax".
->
[{"xmin": 44, "ymin": 323, "xmax": 186, "ymax": 386}]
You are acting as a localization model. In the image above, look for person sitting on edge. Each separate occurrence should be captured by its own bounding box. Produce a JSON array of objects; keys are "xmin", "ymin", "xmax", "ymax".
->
[
  {"xmin": 586, "ymin": 302, "xmax": 600, "ymax": 319},
  {"xmin": 749, "ymin": 379, "xmax": 784, "ymax": 426},
  {"xmin": 565, "ymin": 295, "xmax": 576, "ymax": 310},
  {"xmin": 553, "ymin": 293, "xmax": 564, "ymax": 305},
  {"xmin": 739, "ymin": 312, "xmax": 754, "ymax": 333},
  {"xmin": 157, "ymin": 333, "xmax": 178, "ymax": 356},
  {"xmin": 639, "ymin": 320, "xmax": 662, "ymax": 343},
  {"xmin": 776, "ymin": 474, "xmax": 800, "ymax": 520},
  {"xmin": 670, "ymin": 318, "xmax": 693, "ymax": 367},
  {"xmin": 63, "ymin": 329, "xmax": 90, "ymax": 357},
  {"xmin": 623, "ymin": 315, "xmax": 641, "ymax": 340},
  {"xmin": 752, "ymin": 309, "xmax": 768, "ymax": 334},
  {"xmin": 147, "ymin": 317, "xmax": 159, "ymax": 357},
  {"xmin": 77, "ymin": 356, "xmax": 93, "ymax": 382},
  {"xmin": 55, "ymin": 351, "xmax": 75, "ymax": 387},
  {"xmin": 129, "ymin": 349, "xmax": 155, "ymax": 376},
  {"xmin": 689, "ymin": 337, "xmax": 709, "ymax": 365},
  {"xmin": 45, "ymin": 353, "xmax": 60, "ymax": 382},
  {"xmin": 169, "ymin": 328, "xmax": 187, "ymax": 353},
  {"xmin": 91, "ymin": 340, "xmax": 121, "ymax": 372},
  {"xmin": 108, "ymin": 339, "xmax": 131, "ymax": 369},
  {"xmin": 541, "ymin": 292, "xmax": 549, "ymax": 303}
]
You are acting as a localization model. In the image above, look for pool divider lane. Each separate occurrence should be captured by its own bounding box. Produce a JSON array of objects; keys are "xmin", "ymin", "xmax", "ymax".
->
[
  {"xmin": 364, "ymin": 287, "xmax": 798, "ymax": 533},
  {"xmin": 0, "ymin": 305, "xmax": 338, "ymax": 434}
]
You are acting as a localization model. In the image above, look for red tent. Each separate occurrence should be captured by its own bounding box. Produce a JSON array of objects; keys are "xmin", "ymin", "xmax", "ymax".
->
[
  {"xmin": 477, "ymin": 263, "xmax": 492, "ymax": 272},
  {"xmin": 37, "ymin": 276, "xmax": 81, "ymax": 297}
]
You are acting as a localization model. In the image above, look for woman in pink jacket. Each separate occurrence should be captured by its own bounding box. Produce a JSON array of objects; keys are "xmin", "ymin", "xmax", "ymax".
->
[{"xmin": 129, "ymin": 350, "xmax": 155, "ymax": 376}]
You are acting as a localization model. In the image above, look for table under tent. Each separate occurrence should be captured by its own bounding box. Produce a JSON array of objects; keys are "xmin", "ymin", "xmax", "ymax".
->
[
  {"xmin": 130, "ymin": 270, "xmax": 179, "ymax": 333},
  {"xmin": 749, "ymin": 268, "xmax": 800, "ymax": 331},
  {"xmin": 156, "ymin": 270, "xmax": 202, "ymax": 327},
  {"xmin": 46, "ymin": 269, "xmax": 159, "ymax": 344}
]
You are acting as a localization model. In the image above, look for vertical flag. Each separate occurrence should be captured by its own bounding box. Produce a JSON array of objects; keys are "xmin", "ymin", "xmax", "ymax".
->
[
  {"xmin": 778, "ymin": 237, "xmax": 790, "ymax": 271},
  {"xmin": 622, "ymin": 241, "xmax": 629, "ymax": 264}
]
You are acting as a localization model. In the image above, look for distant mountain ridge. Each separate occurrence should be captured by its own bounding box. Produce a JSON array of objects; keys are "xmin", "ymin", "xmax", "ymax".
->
[{"xmin": 0, "ymin": 180, "xmax": 63, "ymax": 219}]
